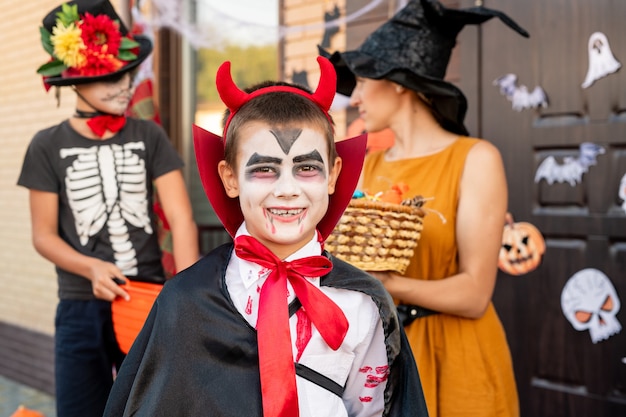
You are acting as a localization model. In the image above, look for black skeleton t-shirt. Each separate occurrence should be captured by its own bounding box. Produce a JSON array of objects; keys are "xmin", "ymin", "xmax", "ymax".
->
[{"xmin": 18, "ymin": 119, "xmax": 184, "ymax": 299}]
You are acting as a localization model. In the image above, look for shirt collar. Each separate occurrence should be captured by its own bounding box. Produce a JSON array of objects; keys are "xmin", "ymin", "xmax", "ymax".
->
[{"xmin": 234, "ymin": 222, "xmax": 323, "ymax": 289}]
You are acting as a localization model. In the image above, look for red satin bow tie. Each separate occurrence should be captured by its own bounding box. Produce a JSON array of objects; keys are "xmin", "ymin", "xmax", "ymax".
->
[
  {"xmin": 234, "ymin": 235, "xmax": 349, "ymax": 417},
  {"xmin": 86, "ymin": 115, "xmax": 126, "ymax": 137}
]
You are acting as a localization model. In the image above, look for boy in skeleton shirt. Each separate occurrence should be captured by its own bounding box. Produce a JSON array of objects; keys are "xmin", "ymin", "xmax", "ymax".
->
[
  {"xmin": 17, "ymin": 1, "xmax": 198, "ymax": 416},
  {"xmin": 104, "ymin": 57, "xmax": 428, "ymax": 417}
]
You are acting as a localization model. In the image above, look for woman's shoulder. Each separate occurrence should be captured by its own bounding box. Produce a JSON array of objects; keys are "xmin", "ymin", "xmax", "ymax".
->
[
  {"xmin": 461, "ymin": 136, "xmax": 503, "ymax": 164},
  {"xmin": 459, "ymin": 137, "xmax": 506, "ymax": 192},
  {"xmin": 447, "ymin": 136, "xmax": 502, "ymax": 166},
  {"xmin": 452, "ymin": 136, "xmax": 481, "ymax": 151}
]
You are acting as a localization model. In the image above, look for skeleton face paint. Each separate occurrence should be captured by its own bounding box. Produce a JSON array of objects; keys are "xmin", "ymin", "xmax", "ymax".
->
[
  {"xmin": 75, "ymin": 72, "xmax": 134, "ymax": 115},
  {"xmin": 232, "ymin": 121, "xmax": 339, "ymax": 257}
]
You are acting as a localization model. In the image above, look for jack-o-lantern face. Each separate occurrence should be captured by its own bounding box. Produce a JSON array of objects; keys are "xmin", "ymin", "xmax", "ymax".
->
[{"xmin": 498, "ymin": 219, "xmax": 545, "ymax": 276}]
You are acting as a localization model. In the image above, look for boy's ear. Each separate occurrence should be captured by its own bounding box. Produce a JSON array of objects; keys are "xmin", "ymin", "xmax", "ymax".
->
[
  {"xmin": 327, "ymin": 156, "xmax": 342, "ymax": 195},
  {"xmin": 218, "ymin": 160, "xmax": 240, "ymax": 198}
]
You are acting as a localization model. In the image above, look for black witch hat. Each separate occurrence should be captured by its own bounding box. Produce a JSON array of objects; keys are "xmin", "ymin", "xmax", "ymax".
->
[
  {"xmin": 320, "ymin": 0, "xmax": 528, "ymax": 135},
  {"xmin": 37, "ymin": 0, "xmax": 152, "ymax": 87}
]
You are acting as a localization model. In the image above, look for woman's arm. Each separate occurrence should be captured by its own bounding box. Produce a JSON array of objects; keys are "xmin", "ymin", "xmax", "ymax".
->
[
  {"xmin": 29, "ymin": 189, "xmax": 129, "ymax": 301},
  {"xmin": 372, "ymin": 140, "xmax": 508, "ymax": 319},
  {"xmin": 154, "ymin": 169, "xmax": 199, "ymax": 273}
]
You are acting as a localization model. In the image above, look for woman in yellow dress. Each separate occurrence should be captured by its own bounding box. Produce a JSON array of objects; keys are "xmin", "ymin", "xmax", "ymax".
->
[{"xmin": 322, "ymin": 1, "xmax": 529, "ymax": 416}]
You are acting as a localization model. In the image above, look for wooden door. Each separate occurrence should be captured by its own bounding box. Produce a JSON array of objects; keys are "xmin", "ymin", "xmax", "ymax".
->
[{"xmin": 457, "ymin": 1, "xmax": 626, "ymax": 415}]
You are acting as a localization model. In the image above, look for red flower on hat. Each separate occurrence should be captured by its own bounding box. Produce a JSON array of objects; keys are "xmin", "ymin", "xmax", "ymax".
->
[{"xmin": 79, "ymin": 13, "xmax": 122, "ymax": 57}]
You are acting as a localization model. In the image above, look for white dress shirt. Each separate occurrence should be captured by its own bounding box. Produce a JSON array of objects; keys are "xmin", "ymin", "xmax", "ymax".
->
[{"xmin": 226, "ymin": 223, "xmax": 389, "ymax": 417}]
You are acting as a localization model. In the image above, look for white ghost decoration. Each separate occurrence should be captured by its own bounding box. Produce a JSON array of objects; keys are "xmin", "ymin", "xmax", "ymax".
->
[
  {"xmin": 581, "ymin": 32, "xmax": 621, "ymax": 88},
  {"xmin": 618, "ymin": 173, "xmax": 626, "ymax": 212},
  {"xmin": 561, "ymin": 268, "xmax": 621, "ymax": 344}
]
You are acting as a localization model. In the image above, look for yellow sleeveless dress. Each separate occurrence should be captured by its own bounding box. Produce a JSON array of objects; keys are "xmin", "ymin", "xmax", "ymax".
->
[{"xmin": 361, "ymin": 138, "xmax": 519, "ymax": 417}]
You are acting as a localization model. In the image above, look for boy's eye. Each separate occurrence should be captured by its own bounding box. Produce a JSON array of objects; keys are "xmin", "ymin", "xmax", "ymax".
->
[
  {"xmin": 296, "ymin": 164, "xmax": 323, "ymax": 177},
  {"xmin": 247, "ymin": 166, "xmax": 277, "ymax": 179}
]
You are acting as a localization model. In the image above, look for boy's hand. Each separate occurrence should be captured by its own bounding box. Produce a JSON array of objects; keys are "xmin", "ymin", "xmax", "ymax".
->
[{"xmin": 88, "ymin": 259, "xmax": 130, "ymax": 301}]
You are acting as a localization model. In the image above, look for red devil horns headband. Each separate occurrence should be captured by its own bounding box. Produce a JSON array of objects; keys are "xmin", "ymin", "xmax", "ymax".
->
[{"xmin": 217, "ymin": 56, "xmax": 337, "ymax": 137}]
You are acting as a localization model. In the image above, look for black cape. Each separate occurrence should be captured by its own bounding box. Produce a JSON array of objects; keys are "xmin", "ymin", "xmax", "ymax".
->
[{"xmin": 104, "ymin": 243, "xmax": 429, "ymax": 416}]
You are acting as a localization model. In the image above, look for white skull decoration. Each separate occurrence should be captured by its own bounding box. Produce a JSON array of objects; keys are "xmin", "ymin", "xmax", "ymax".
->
[
  {"xmin": 619, "ymin": 172, "xmax": 626, "ymax": 212},
  {"xmin": 561, "ymin": 268, "xmax": 621, "ymax": 343}
]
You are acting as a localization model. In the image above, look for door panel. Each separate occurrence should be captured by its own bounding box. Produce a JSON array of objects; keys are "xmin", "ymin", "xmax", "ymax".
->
[{"xmin": 460, "ymin": 0, "xmax": 626, "ymax": 415}]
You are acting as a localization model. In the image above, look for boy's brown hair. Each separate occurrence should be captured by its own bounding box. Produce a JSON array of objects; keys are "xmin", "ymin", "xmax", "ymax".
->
[{"xmin": 223, "ymin": 82, "xmax": 337, "ymax": 169}]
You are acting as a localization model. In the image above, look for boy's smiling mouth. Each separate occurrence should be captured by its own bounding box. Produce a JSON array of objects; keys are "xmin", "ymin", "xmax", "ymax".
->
[{"xmin": 267, "ymin": 207, "xmax": 305, "ymax": 217}]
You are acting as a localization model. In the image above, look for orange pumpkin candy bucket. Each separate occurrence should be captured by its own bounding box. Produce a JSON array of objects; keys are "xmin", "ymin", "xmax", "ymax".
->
[
  {"xmin": 111, "ymin": 281, "xmax": 163, "ymax": 354},
  {"xmin": 10, "ymin": 406, "xmax": 45, "ymax": 417}
]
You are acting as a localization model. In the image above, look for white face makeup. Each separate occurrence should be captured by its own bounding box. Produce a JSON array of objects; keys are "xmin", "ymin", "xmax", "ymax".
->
[
  {"xmin": 221, "ymin": 121, "xmax": 340, "ymax": 258},
  {"xmin": 75, "ymin": 72, "xmax": 134, "ymax": 115}
]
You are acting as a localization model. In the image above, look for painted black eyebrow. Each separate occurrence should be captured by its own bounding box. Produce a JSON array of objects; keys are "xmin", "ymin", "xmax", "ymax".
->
[
  {"xmin": 293, "ymin": 150, "xmax": 324, "ymax": 164},
  {"xmin": 245, "ymin": 153, "xmax": 282, "ymax": 167}
]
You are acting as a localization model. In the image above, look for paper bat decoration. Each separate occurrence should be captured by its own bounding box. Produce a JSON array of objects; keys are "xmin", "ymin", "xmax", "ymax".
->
[
  {"xmin": 535, "ymin": 142, "xmax": 605, "ymax": 186},
  {"xmin": 582, "ymin": 32, "xmax": 621, "ymax": 89},
  {"xmin": 320, "ymin": 4, "xmax": 340, "ymax": 48},
  {"xmin": 291, "ymin": 69, "xmax": 311, "ymax": 90},
  {"xmin": 493, "ymin": 73, "xmax": 548, "ymax": 111}
]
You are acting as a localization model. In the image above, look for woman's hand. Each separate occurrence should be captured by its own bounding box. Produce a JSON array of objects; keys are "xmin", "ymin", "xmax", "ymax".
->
[{"xmin": 368, "ymin": 271, "xmax": 405, "ymax": 297}]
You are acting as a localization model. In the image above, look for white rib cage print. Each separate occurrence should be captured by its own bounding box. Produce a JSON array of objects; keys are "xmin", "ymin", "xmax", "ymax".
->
[{"xmin": 60, "ymin": 142, "xmax": 152, "ymax": 275}]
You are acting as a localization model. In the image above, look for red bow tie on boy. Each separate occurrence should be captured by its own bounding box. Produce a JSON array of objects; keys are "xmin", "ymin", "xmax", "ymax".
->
[{"xmin": 86, "ymin": 114, "xmax": 126, "ymax": 137}]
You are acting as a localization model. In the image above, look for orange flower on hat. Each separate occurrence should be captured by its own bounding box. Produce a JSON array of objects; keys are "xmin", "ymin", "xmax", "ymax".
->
[{"xmin": 76, "ymin": 49, "xmax": 123, "ymax": 77}]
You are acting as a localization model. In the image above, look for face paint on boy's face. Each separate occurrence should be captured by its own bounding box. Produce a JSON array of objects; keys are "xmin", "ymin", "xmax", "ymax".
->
[
  {"xmin": 235, "ymin": 122, "xmax": 333, "ymax": 256},
  {"xmin": 76, "ymin": 73, "xmax": 133, "ymax": 115}
]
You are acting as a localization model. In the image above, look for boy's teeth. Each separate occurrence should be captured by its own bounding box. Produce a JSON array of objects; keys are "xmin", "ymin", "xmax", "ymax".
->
[{"xmin": 269, "ymin": 208, "xmax": 302, "ymax": 216}]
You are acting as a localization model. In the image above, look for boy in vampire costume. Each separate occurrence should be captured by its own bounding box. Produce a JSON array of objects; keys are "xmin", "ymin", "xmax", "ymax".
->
[{"xmin": 104, "ymin": 57, "xmax": 428, "ymax": 417}]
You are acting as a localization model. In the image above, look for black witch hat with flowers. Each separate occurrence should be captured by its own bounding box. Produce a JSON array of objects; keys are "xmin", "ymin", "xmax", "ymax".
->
[
  {"xmin": 320, "ymin": 0, "xmax": 528, "ymax": 135},
  {"xmin": 37, "ymin": 0, "xmax": 152, "ymax": 89}
]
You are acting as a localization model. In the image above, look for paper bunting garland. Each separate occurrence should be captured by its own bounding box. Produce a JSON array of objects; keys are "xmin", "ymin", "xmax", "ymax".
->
[{"xmin": 148, "ymin": 0, "xmax": 387, "ymax": 50}]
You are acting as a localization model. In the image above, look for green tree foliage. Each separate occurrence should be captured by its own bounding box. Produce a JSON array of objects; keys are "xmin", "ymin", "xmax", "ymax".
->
[{"xmin": 196, "ymin": 43, "xmax": 278, "ymax": 104}]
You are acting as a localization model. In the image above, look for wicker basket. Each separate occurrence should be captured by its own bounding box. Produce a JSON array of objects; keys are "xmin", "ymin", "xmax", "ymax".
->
[{"xmin": 325, "ymin": 198, "xmax": 425, "ymax": 274}]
